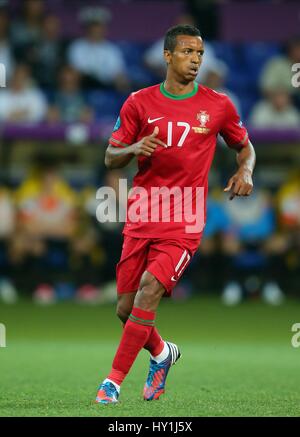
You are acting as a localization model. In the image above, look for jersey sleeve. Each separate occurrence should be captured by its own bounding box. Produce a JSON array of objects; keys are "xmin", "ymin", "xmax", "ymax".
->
[
  {"xmin": 219, "ymin": 96, "xmax": 249, "ymax": 150},
  {"xmin": 109, "ymin": 94, "xmax": 140, "ymax": 148}
]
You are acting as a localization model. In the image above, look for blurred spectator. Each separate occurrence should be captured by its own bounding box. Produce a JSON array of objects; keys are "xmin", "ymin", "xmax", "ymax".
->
[
  {"xmin": 260, "ymin": 36, "xmax": 300, "ymax": 105},
  {"xmin": 0, "ymin": 184, "xmax": 18, "ymax": 303},
  {"xmin": 47, "ymin": 65, "xmax": 94, "ymax": 124},
  {"xmin": 0, "ymin": 185, "xmax": 15, "ymax": 238},
  {"xmin": 69, "ymin": 184, "xmax": 105, "ymax": 290},
  {"xmin": 67, "ymin": 169, "xmax": 128, "ymax": 299},
  {"xmin": 0, "ymin": 64, "xmax": 47, "ymax": 123},
  {"xmin": 144, "ymin": 14, "xmax": 222, "ymax": 84},
  {"xmin": 277, "ymin": 171, "xmax": 300, "ymax": 231},
  {"xmin": 203, "ymin": 59, "xmax": 241, "ymax": 115},
  {"xmin": 11, "ymin": 0, "xmax": 45, "ymax": 64},
  {"xmin": 0, "ymin": 8, "xmax": 15, "ymax": 80},
  {"xmin": 15, "ymin": 157, "xmax": 77, "ymax": 241},
  {"xmin": 259, "ymin": 171, "xmax": 300, "ymax": 300},
  {"xmin": 219, "ymin": 189, "xmax": 284, "ymax": 305},
  {"xmin": 249, "ymin": 89, "xmax": 300, "ymax": 128},
  {"xmin": 31, "ymin": 14, "xmax": 66, "ymax": 90},
  {"xmin": 269, "ymin": 171, "xmax": 300, "ymax": 293},
  {"xmin": 193, "ymin": 193, "xmax": 229, "ymax": 293},
  {"xmin": 95, "ymin": 169, "xmax": 126, "ymax": 283},
  {"xmin": 12, "ymin": 155, "xmax": 78, "ymax": 292},
  {"xmin": 68, "ymin": 6, "xmax": 130, "ymax": 92}
]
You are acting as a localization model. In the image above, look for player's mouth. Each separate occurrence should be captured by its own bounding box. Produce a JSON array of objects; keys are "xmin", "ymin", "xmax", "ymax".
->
[{"xmin": 189, "ymin": 66, "xmax": 199, "ymax": 76}]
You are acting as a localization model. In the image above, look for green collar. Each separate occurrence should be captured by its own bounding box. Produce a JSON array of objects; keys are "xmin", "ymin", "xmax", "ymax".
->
[{"xmin": 160, "ymin": 81, "xmax": 198, "ymax": 100}]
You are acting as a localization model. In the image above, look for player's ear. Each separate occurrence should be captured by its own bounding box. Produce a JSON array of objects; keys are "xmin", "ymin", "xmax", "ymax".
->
[{"xmin": 164, "ymin": 49, "xmax": 171, "ymax": 65}]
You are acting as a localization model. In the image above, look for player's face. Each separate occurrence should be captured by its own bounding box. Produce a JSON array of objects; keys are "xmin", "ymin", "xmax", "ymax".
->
[{"xmin": 165, "ymin": 35, "xmax": 204, "ymax": 82}]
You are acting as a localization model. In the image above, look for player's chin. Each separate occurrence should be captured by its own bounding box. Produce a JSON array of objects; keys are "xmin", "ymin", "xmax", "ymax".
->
[{"xmin": 184, "ymin": 71, "xmax": 198, "ymax": 81}]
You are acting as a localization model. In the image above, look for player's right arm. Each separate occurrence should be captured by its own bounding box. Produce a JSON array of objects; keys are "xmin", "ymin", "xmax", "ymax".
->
[
  {"xmin": 104, "ymin": 93, "xmax": 166, "ymax": 170},
  {"xmin": 105, "ymin": 126, "xmax": 165, "ymax": 169}
]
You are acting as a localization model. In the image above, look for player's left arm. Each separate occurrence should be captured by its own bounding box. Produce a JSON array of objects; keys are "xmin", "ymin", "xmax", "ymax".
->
[
  {"xmin": 224, "ymin": 140, "xmax": 256, "ymax": 200},
  {"xmin": 220, "ymin": 96, "xmax": 256, "ymax": 200}
]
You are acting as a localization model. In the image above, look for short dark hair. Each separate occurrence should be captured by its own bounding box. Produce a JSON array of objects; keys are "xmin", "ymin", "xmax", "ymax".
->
[{"xmin": 164, "ymin": 24, "xmax": 201, "ymax": 52}]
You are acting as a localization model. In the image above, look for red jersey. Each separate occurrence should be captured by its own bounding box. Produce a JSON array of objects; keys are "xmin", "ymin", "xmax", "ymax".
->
[{"xmin": 109, "ymin": 82, "xmax": 249, "ymax": 240}]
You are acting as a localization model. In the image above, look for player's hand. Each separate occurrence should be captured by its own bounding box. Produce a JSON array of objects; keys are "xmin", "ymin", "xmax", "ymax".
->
[
  {"xmin": 130, "ymin": 126, "xmax": 167, "ymax": 157},
  {"xmin": 224, "ymin": 168, "xmax": 253, "ymax": 200}
]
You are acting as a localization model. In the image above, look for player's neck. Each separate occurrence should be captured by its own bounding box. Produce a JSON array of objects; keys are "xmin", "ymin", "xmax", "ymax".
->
[{"xmin": 163, "ymin": 78, "xmax": 195, "ymax": 96}]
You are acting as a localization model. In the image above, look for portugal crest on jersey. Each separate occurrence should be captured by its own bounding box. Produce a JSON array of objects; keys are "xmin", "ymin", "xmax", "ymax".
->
[
  {"xmin": 192, "ymin": 111, "xmax": 210, "ymax": 134},
  {"xmin": 197, "ymin": 111, "xmax": 210, "ymax": 127}
]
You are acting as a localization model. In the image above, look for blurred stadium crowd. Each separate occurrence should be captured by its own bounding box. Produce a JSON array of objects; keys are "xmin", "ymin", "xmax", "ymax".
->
[{"xmin": 0, "ymin": 0, "xmax": 299, "ymax": 305}]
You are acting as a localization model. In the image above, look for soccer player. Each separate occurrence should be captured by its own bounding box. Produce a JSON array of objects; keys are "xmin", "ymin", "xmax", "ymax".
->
[{"xmin": 95, "ymin": 25, "xmax": 256, "ymax": 404}]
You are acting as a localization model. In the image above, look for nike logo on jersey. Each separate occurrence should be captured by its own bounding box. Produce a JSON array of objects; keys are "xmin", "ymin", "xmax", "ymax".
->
[
  {"xmin": 171, "ymin": 276, "xmax": 177, "ymax": 282},
  {"xmin": 147, "ymin": 116, "xmax": 164, "ymax": 124}
]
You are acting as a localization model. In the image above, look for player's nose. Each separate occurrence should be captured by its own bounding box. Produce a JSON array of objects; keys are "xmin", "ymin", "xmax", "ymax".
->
[
  {"xmin": 190, "ymin": 60, "xmax": 200, "ymax": 69},
  {"xmin": 191, "ymin": 56, "xmax": 200, "ymax": 66}
]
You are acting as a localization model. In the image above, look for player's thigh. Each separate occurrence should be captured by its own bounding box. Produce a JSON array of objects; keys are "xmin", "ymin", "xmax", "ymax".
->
[
  {"xmin": 116, "ymin": 235, "xmax": 150, "ymax": 294},
  {"xmin": 146, "ymin": 239, "xmax": 200, "ymax": 296}
]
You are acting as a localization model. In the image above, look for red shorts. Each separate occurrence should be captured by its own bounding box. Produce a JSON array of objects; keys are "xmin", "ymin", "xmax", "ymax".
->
[{"xmin": 116, "ymin": 235, "xmax": 200, "ymax": 296}]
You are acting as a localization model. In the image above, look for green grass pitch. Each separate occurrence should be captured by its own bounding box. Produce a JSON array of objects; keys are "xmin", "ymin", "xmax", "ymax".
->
[{"xmin": 1, "ymin": 296, "xmax": 300, "ymax": 417}]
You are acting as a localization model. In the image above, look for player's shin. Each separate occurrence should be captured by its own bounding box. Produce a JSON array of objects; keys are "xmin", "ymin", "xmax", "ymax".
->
[
  {"xmin": 107, "ymin": 307, "xmax": 156, "ymax": 386},
  {"xmin": 122, "ymin": 321, "xmax": 165, "ymax": 358}
]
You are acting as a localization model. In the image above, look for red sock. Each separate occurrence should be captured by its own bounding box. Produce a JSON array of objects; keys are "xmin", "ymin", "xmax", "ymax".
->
[
  {"xmin": 144, "ymin": 327, "xmax": 164, "ymax": 357},
  {"xmin": 121, "ymin": 323, "xmax": 164, "ymax": 359},
  {"xmin": 107, "ymin": 307, "xmax": 155, "ymax": 386}
]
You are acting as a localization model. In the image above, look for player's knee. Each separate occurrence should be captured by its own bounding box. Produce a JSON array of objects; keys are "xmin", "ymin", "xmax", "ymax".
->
[
  {"xmin": 116, "ymin": 303, "xmax": 131, "ymax": 323},
  {"xmin": 137, "ymin": 271, "xmax": 164, "ymax": 304}
]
